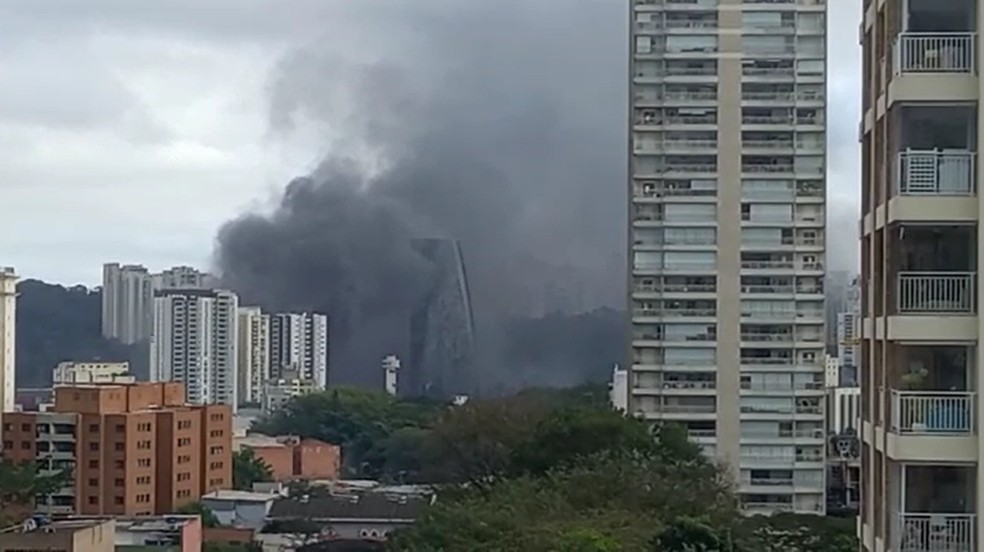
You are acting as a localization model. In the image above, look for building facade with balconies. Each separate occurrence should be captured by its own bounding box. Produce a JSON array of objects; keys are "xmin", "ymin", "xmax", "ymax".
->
[
  {"xmin": 628, "ymin": 0, "xmax": 827, "ymax": 515},
  {"xmin": 860, "ymin": 0, "xmax": 982, "ymax": 551}
]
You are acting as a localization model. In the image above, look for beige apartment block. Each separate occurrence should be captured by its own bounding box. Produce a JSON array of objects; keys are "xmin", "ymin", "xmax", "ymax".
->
[
  {"xmin": 627, "ymin": 0, "xmax": 827, "ymax": 515},
  {"xmin": 859, "ymin": 0, "xmax": 984, "ymax": 551}
]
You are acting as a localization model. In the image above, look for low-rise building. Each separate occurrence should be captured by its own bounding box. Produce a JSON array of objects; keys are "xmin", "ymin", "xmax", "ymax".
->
[
  {"xmin": 201, "ymin": 490, "xmax": 280, "ymax": 529},
  {"xmin": 261, "ymin": 375, "xmax": 319, "ymax": 413},
  {"xmin": 0, "ymin": 518, "xmax": 115, "ymax": 552},
  {"xmin": 0, "ymin": 515, "xmax": 203, "ymax": 551},
  {"xmin": 267, "ymin": 491, "xmax": 430, "ymax": 542},
  {"xmin": 236, "ymin": 434, "xmax": 341, "ymax": 482},
  {"xmin": 52, "ymin": 362, "xmax": 134, "ymax": 385}
]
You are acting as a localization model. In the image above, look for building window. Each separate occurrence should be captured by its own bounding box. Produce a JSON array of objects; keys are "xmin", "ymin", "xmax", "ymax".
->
[
  {"xmin": 177, "ymin": 438, "xmax": 191, "ymax": 447},
  {"xmin": 138, "ymin": 458, "xmax": 151, "ymax": 468},
  {"xmin": 20, "ymin": 423, "xmax": 29, "ymax": 431},
  {"xmin": 115, "ymin": 460, "xmax": 125, "ymax": 469},
  {"xmin": 177, "ymin": 455, "xmax": 190, "ymax": 464},
  {"xmin": 89, "ymin": 460, "xmax": 99, "ymax": 469},
  {"xmin": 137, "ymin": 476, "xmax": 151, "ymax": 485},
  {"xmin": 88, "ymin": 478, "xmax": 98, "ymax": 487},
  {"xmin": 1, "ymin": 423, "xmax": 10, "ymax": 431},
  {"xmin": 209, "ymin": 446, "xmax": 223, "ymax": 454},
  {"xmin": 114, "ymin": 496, "xmax": 124, "ymax": 505},
  {"xmin": 209, "ymin": 430, "xmax": 224, "ymax": 438},
  {"xmin": 88, "ymin": 496, "xmax": 98, "ymax": 505},
  {"xmin": 89, "ymin": 424, "xmax": 99, "ymax": 433},
  {"xmin": 2, "ymin": 440, "xmax": 11, "ymax": 449},
  {"xmin": 89, "ymin": 442, "xmax": 99, "ymax": 452},
  {"xmin": 115, "ymin": 443, "xmax": 125, "ymax": 451},
  {"xmin": 115, "ymin": 424, "xmax": 125, "ymax": 433},
  {"xmin": 115, "ymin": 478, "xmax": 124, "ymax": 487},
  {"xmin": 20, "ymin": 441, "xmax": 30, "ymax": 450}
]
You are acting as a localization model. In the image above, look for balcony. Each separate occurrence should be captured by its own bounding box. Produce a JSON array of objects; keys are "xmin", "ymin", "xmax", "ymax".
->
[
  {"xmin": 896, "ymin": 513, "xmax": 975, "ymax": 552},
  {"xmin": 893, "ymin": 33, "xmax": 976, "ymax": 75},
  {"xmin": 897, "ymin": 150, "xmax": 975, "ymax": 196},
  {"xmin": 891, "ymin": 390, "xmax": 975, "ymax": 435},
  {"xmin": 896, "ymin": 272, "xmax": 976, "ymax": 314}
]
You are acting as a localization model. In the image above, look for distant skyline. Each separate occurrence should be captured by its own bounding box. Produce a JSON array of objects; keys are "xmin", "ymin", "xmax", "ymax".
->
[{"xmin": 0, "ymin": 1, "xmax": 860, "ymax": 285}]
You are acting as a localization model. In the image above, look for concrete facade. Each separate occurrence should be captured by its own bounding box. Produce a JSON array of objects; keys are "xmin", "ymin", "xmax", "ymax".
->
[{"xmin": 628, "ymin": 0, "xmax": 827, "ymax": 514}]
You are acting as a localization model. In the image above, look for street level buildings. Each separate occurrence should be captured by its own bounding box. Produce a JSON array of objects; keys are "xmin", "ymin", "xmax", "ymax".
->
[
  {"xmin": 1, "ymin": 382, "xmax": 232, "ymax": 517},
  {"xmin": 627, "ymin": 0, "xmax": 827, "ymax": 515},
  {"xmin": 150, "ymin": 289, "xmax": 239, "ymax": 409},
  {"xmin": 859, "ymin": 0, "xmax": 983, "ymax": 550}
]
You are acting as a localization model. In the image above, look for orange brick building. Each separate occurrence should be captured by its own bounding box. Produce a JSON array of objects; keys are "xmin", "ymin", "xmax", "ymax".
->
[
  {"xmin": 1, "ymin": 382, "xmax": 232, "ymax": 516},
  {"xmin": 237, "ymin": 435, "xmax": 340, "ymax": 482}
]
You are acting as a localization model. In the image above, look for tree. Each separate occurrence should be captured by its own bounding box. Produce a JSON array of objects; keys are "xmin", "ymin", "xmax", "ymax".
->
[
  {"xmin": 177, "ymin": 502, "xmax": 220, "ymax": 528},
  {"xmin": 0, "ymin": 459, "xmax": 69, "ymax": 526},
  {"xmin": 387, "ymin": 439, "xmax": 737, "ymax": 551},
  {"xmin": 732, "ymin": 514, "xmax": 857, "ymax": 552},
  {"xmin": 233, "ymin": 448, "xmax": 273, "ymax": 491},
  {"xmin": 251, "ymin": 387, "xmax": 441, "ymax": 477},
  {"xmin": 651, "ymin": 517, "xmax": 741, "ymax": 552},
  {"xmin": 507, "ymin": 407, "xmax": 659, "ymax": 477}
]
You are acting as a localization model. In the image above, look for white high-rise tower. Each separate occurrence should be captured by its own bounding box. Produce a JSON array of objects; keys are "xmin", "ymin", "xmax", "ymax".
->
[
  {"xmin": 628, "ymin": 0, "xmax": 827, "ymax": 515},
  {"xmin": 0, "ymin": 267, "xmax": 16, "ymax": 419}
]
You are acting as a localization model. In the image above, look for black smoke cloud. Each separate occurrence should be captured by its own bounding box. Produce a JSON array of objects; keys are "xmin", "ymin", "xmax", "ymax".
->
[
  {"xmin": 214, "ymin": 0, "xmax": 858, "ymax": 388},
  {"xmin": 214, "ymin": 0, "xmax": 628, "ymax": 387}
]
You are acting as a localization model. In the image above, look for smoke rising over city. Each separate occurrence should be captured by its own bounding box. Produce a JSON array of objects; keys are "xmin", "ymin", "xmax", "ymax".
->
[{"xmin": 213, "ymin": 0, "xmax": 859, "ymax": 388}]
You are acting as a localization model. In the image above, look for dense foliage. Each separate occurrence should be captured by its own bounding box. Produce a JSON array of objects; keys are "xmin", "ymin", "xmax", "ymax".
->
[
  {"xmin": 0, "ymin": 459, "xmax": 70, "ymax": 526},
  {"xmin": 250, "ymin": 384, "xmax": 610, "ymax": 480},
  {"xmin": 15, "ymin": 279, "xmax": 147, "ymax": 385},
  {"xmin": 254, "ymin": 386, "xmax": 856, "ymax": 550}
]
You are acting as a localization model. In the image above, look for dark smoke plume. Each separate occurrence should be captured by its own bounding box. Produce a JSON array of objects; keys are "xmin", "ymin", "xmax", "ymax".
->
[
  {"xmin": 214, "ymin": 0, "xmax": 628, "ymax": 387},
  {"xmin": 214, "ymin": 0, "xmax": 856, "ymax": 388}
]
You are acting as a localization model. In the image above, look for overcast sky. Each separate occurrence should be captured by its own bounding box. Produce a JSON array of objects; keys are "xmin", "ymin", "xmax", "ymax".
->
[{"xmin": 0, "ymin": 1, "xmax": 860, "ymax": 286}]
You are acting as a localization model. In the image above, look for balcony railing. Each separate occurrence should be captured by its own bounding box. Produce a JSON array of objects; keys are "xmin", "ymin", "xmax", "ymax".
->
[
  {"xmin": 897, "ymin": 272, "xmax": 976, "ymax": 313},
  {"xmin": 891, "ymin": 390, "xmax": 975, "ymax": 435},
  {"xmin": 896, "ymin": 512, "xmax": 976, "ymax": 552},
  {"xmin": 893, "ymin": 32, "xmax": 976, "ymax": 75},
  {"xmin": 897, "ymin": 150, "xmax": 976, "ymax": 196}
]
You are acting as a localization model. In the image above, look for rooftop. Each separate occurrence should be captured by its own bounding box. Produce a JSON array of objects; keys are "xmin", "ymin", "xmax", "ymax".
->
[
  {"xmin": 202, "ymin": 490, "xmax": 281, "ymax": 503},
  {"xmin": 0, "ymin": 518, "xmax": 109, "ymax": 535},
  {"xmin": 268, "ymin": 492, "xmax": 431, "ymax": 522}
]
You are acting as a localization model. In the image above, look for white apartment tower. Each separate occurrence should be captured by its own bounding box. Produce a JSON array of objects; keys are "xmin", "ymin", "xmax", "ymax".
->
[
  {"xmin": 101, "ymin": 263, "xmax": 154, "ymax": 344},
  {"xmin": 0, "ymin": 267, "xmax": 16, "ymax": 418},
  {"xmin": 859, "ymin": 0, "xmax": 984, "ymax": 550},
  {"xmin": 150, "ymin": 289, "xmax": 240, "ymax": 409},
  {"xmin": 237, "ymin": 306, "xmax": 271, "ymax": 405},
  {"xmin": 269, "ymin": 313, "xmax": 328, "ymax": 389},
  {"xmin": 628, "ymin": 0, "xmax": 827, "ymax": 515}
]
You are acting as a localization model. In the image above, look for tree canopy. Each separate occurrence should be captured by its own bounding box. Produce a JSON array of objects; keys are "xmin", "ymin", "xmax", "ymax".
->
[
  {"xmin": 0, "ymin": 459, "xmax": 70, "ymax": 526},
  {"xmin": 232, "ymin": 448, "xmax": 274, "ymax": 491}
]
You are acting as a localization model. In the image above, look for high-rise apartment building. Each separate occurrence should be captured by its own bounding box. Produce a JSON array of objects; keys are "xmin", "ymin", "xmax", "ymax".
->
[
  {"xmin": 0, "ymin": 267, "xmax": 16, "ymax": 419},
  {"xmin": 150, "ymin": 289, "xmax": 239, "ymax": 409},
  {"xmin": 269, "ymin": 313, "xmax": 328, "ymax": 388},
  {"xmin": 1, "ymin": 382, "xmax": 231, "ymax": 516},
  {"xmin": 628, "ymin": 0, "xmax": 827, "ymax": 515},
  {"xmin": 101, "ymin": 263, "xmax": 154, "ymax": 344},
  {"xmin": 836, "ymin": 276, "xmax": 861, "ymax": 386},
  {"xmin": 859, "ymin": 1, "xmax": 981, "ymax": 550},
  {"xmin": 237, "ymin": 306, "xmax": 270, "ymax": 405}
]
